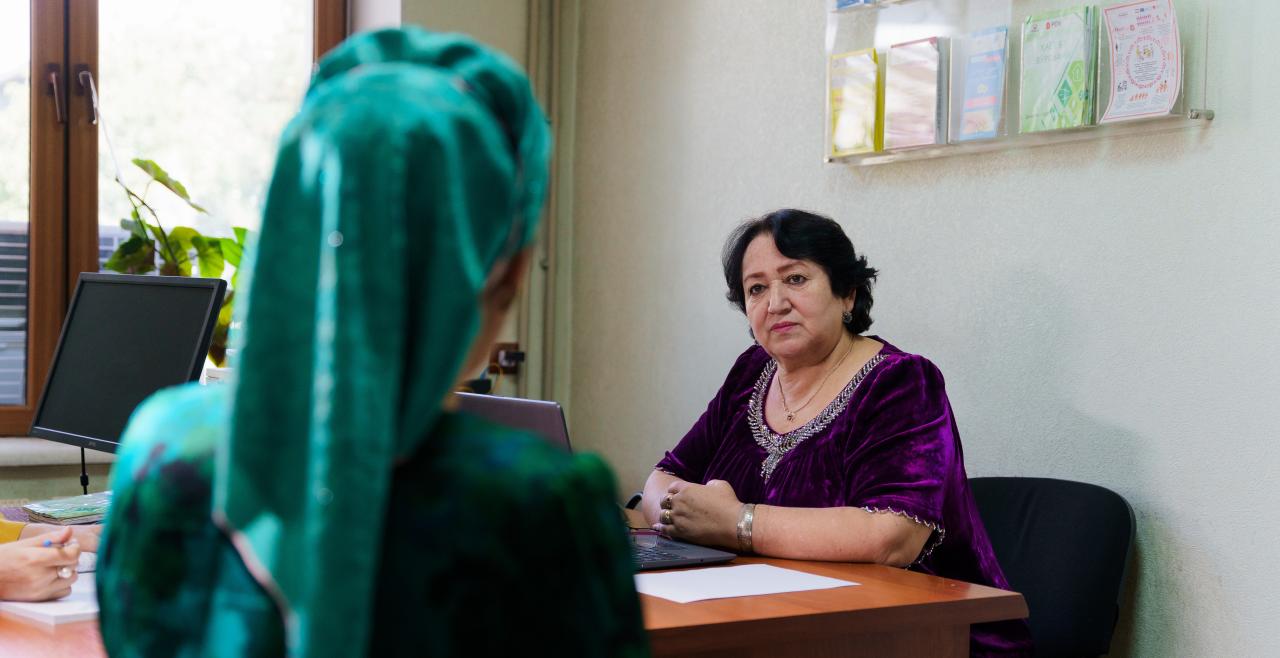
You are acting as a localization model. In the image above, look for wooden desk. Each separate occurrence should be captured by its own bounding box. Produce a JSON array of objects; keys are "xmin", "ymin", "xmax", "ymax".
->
[
  {"xmin": 0, "ymin": 616, "xmax": 104, "ymax": 658},
  {"xmin": 642, "ymin": 556, "xmax": 1026, "ymax": 657},
  {"xmin": 628, "ymin": 507, "xmax": 1026, "ymax": 657},
  {"xmin": 1, "ymin": 546, "xmax": 1025, "ymax": 658}
]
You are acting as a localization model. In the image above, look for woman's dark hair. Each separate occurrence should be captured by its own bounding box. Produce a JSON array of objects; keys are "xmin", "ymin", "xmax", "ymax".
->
[{"xmin": 722, "ymin": 209, "xmax": 878, "ymax": 334}]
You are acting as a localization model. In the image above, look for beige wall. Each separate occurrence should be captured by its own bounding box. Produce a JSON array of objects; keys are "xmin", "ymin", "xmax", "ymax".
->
[
  {"xmin": 568, "ymin": 1, "xmax": 1279, "ymax": 656},
  {"xmin": 0, "ymin": 464, "xmax": 111, "ymax": 501},
  {"xmin": 352, "ymin": 0, "xmax": 401, "ymax": 32},
  {"xmin": 401, "ymin": 0, "xmax": 529, "ymax": 66},
  {"xmin": 399, "ymin": 0, "xmax": 535, "ymax": 398}
]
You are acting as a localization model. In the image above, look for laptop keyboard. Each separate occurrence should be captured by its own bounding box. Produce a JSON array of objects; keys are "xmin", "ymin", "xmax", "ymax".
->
[{"xmin": 632, "ymin": 546, "xmax": 684, "ymax": 564}]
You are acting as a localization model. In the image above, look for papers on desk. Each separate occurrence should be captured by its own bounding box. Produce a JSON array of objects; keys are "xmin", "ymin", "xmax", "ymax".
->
[
  {"xmin": 0, "ymin": 573, "xmax": 98, "ymax": 625},
  {"xmin": 634, "ymin": 564, "xmax": 859, "ymax": 604},
  {"xmin": 22, "ymin": 491, "xmax": 111, "ymax": 525}
]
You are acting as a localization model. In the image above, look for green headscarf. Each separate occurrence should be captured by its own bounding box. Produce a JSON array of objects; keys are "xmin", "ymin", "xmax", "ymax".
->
[{"xmin": 213, "ymin": 27, "xmax": 551, "ymax": 657}]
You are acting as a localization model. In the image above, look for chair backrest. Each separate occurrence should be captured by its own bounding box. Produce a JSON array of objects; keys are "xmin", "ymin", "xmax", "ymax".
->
[{"xmin": 970, "ymin": 477, "xmax": 1135, "ymax": 658}]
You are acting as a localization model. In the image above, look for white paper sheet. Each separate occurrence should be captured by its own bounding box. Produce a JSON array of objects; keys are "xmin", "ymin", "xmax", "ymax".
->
[
  {"xmin": 0, "ymin": 572, "xmax": 98, "ymax": 625},
  {"xmin": 634, "ymin": 564, "xmax": 858, "ymax": 604}
]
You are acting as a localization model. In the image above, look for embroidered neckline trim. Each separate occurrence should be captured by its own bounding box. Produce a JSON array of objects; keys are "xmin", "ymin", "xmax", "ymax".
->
[{"xmin": 747, "ymin": 353, "xmax": 886, "ymax": 482}]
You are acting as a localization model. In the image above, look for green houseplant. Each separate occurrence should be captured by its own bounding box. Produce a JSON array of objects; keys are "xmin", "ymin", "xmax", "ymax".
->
[{"xmin": 103, "ymin": 158, "xmax": 247, "ymax": 366}]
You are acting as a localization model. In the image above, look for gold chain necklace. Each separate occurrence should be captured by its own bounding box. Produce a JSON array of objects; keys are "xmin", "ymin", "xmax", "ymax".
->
[{"xmin": 777, "ymin": 337, "xmax": 856, "ymax": 422}]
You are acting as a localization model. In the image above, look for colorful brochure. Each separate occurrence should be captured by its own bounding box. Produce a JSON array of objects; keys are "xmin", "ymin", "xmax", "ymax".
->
[
  {"xmin": 884, "ymin": 37, "xmax": 949, "ymax": 149},
  {"xmin": 1100, "ymin": 0, "xmax": 1181, "ymax": 123},
  {"xmin": 1020, "ymin": 6, "xmax": 1097, "ymax": 132},
  {"xmin": 829, "ymin": 48, "xmax": 882, "ymax": 156},
  {"xmin": 953, "ymin": 26, "xmax": 1008, "ymax": 141}
]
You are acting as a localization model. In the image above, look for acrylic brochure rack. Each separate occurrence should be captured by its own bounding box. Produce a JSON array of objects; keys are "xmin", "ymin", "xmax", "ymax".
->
[{"xmin": 824, "ymin": 0, "xmax": 1214, "ymax": 166}]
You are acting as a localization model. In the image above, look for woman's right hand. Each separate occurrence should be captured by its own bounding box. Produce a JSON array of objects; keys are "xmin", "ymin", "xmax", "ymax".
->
[{"xmin": 0, "ymin": 527, "xmax": 81, "ymax": 601}]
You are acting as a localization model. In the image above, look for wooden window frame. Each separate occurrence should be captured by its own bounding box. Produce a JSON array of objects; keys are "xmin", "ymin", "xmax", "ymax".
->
[{"xmin": 1, "ymin": 0, "xmax": 348, "ymax": 435}]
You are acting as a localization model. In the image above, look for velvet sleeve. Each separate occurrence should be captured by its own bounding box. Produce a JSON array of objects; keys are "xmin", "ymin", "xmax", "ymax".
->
[
  {"xmin": 844, "ymin": 355, "xmax": 956, "ymax": 553},
  {"xmin": 655, "ymin": 345, "xmax": 766, "ymax": 482}
]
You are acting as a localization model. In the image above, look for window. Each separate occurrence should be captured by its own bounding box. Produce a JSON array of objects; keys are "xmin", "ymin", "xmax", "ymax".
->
[
  {"xmin": 0, "ymin": 0, "xmax": 347, "ymax": 434},
  {"xmin": 0, "ymin": 3, "xmax": 32, "ymax": 407}
]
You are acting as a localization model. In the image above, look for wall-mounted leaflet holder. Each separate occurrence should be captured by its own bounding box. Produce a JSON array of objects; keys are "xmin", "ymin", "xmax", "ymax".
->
[{"xmin": 824, "ymin": 0, "xmax": 1214, "ymax": 166}]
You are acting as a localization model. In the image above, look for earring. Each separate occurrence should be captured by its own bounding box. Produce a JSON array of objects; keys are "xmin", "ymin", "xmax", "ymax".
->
[{"xmin": 842, "ymin": 310, "xmax": 853, "ymax": 324}]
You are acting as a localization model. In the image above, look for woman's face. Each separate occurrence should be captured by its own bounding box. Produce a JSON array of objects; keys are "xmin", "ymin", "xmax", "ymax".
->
[{"xmin": 741, "ymin": 233, "xmax": 853, "ymax": 364}]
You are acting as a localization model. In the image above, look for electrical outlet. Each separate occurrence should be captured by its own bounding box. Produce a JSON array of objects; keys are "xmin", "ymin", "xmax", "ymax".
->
[{"xmin": 488, "ymin": 342, "xmax": 523, "ymax": 375}]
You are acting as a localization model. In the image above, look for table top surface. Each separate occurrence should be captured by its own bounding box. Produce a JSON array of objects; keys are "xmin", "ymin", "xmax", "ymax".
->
[
  {"xmin": 0, "ymin": 615, "xmax": 103, "ymax": 658},
  {"xmin": 0, "ymin": 519, "xmax": 1026, "ymax": 657},
  {"xmin": 641, "ymin": 555, "xmax": 1026, "ymax": 633}
]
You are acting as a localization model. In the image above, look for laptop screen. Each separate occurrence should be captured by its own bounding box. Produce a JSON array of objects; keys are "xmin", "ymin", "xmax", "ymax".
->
[
  {"xmin": 453, "ymin": 393, "xmax": 572, "ymax": 451},
  {"xmin": 29, "ymin": 273, "xmax": 226, "ymax": 453}
]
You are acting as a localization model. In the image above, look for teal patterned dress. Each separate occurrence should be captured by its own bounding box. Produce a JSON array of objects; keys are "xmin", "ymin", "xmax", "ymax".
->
[{"xmin": 98, "ymin": 384, "xmax": 649, "ymax": 657}]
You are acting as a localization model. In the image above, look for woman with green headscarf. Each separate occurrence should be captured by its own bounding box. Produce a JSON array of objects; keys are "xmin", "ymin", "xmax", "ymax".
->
[{"xmin": 97, "ymin": 28, "xmax": 647, "ymax": 657}]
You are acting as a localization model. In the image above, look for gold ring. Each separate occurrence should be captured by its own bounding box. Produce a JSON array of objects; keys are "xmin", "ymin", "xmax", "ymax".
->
[
  {"xmin": 662, "ymin": 494, "xmax": 673, "ymax": 509},
  {"xmin": 661, "ymin": 509, "xmax": 672, "ymax": 525}
]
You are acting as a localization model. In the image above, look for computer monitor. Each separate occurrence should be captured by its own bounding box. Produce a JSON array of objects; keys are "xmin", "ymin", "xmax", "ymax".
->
[{"xmin": 29, "ymin": 273, "xmax": 226, "ymax": 453}]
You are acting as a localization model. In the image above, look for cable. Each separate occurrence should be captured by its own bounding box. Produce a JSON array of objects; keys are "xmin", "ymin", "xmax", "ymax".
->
[{"xmin": 489, "ymin": 360, "xmax": 504, "ymax": 394}]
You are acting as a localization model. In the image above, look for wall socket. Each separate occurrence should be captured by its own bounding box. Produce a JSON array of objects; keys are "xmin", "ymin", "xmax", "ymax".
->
[{"xmin": 488, "ymin": 342, "xmax": 523, "ymax": 375}]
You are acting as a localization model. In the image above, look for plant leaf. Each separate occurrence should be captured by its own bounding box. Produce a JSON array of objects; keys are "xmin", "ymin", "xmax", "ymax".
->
[
  {"xmin": 191, "ymin": 235, "xmax": 226, "ymax": 279},
  {"xmin": 233, "ymin": 227, "xmax": 248, "ymax": 246},
  {"xmin": 168, "ymin": 226, "xmax": 199, "ymax": 252},
  {"xmin": 132, "ymin": 158, "xmax": 208, "ymax": 213},
  {"xmin": 121, "ymin": 210, "xmax": 149, "ymax": 239},
  {"xmin": 162, "ymin": 237, "xmax": 192, "ymax": 276},
  {"xmin": 144, "ymin": 221, "xmax": 167, "ymax": 244},
  {"xmin": 104, "ymin": 236, "xmax": 156, "ymax": 274},
  {"xmin": 218, "ymin": 290, "xmax": 235, "ymax": 325},
  {"xmin": 208, "ymin": 291, "xmax": 235, "ymax": 366},
  {"xmin": 145, "ymin": 222, "xmax": 181, "ymax": 271},
  {"xmin": 221, "ymin": 240, "xmax": 242, "ymax": 269}
]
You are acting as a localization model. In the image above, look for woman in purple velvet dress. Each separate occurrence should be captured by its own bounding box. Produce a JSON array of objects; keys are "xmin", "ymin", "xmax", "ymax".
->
[{"xmin": 642, "ymin": 209, "xmax": 1032, "ymax": 656}]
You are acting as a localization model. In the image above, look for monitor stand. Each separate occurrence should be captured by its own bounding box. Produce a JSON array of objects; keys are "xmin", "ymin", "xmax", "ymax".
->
[{"xmin": 79, "ymin": 448, "xmax": 89, "ymax": 495}]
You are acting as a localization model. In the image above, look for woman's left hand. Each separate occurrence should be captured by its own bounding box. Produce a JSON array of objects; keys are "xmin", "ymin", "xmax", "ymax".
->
[{"xmin": 653, "ymin": 479, "xmax": 742, "ymax": 550}]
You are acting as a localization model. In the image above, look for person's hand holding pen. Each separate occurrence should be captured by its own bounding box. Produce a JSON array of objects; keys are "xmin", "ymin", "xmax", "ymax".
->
[
  {"xmin": 20, "ymin": 523, "xmax": 101, "ymax": 553},
  {"xmin": 0, "ymin": 526, "xmax": 81, "ymax": 601}
]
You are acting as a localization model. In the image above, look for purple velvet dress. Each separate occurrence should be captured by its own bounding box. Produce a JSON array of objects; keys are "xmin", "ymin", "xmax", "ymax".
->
[{"xmin": 656, "ymin": 338, "xmax": 1032, "ymax": 657}]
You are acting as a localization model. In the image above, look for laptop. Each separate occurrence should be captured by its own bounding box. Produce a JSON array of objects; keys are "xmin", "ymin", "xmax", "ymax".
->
[
  {"xmin": 451, "ymin": 393, "xmax": 737, "ymax": 570},
  {"xmin": 629, "ymin": 535, "xmax": 737, "ymax": 571},
  {"xmin": 453, "ymin": 393, "xmax": 572, "ymax": 451}
]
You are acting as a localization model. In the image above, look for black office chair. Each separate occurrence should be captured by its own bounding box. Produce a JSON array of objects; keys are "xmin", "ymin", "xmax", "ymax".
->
[{"xmin": 970, "ymin": 477, "xmax": 1135, "ymax": 658}]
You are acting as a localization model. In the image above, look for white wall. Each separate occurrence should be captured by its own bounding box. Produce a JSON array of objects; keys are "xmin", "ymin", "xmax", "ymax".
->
[{"xmin": 567, "ymin": 1, "xmax": 1280, "ymax": 656}]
